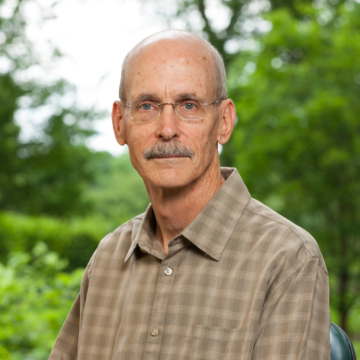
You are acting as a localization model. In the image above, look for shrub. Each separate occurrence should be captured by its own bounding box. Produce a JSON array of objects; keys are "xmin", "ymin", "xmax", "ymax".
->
[
  {"xmin": 0, "ymin": 212, "xmax": 113, "ymax": 270},
  {"xmin": 0, "ymin": 243, "xmax": 84, "ymax": 359}
]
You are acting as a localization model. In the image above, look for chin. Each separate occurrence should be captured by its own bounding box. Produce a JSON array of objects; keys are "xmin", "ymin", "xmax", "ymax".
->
[
  {"xmin": 145, "ymin": 167, "xmax": 196, "ymax": 190},
  {"xmin": 152, "ymin": 173, "xmax": 190, "ymax": 189},
  {"xmin": 138, "ymin": 157, "xmax": 190, "ymax": 183}
]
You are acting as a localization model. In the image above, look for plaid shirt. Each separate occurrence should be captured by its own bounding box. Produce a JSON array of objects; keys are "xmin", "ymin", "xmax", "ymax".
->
[{"xmin": 50, "ymin": 167, "xmax": 330, "ymax": 360}]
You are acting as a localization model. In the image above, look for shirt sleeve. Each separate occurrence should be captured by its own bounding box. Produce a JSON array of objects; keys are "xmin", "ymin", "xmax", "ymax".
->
[
  {"xmin": 49, "ymin": 253, "xmax": 94, "ymax": 360},
  {"xmin": 252, "ymin": 257, "xmax": 331, "ymax": 360}
]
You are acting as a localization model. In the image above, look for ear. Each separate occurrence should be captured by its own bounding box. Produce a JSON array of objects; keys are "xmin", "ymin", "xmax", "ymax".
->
[
  {"xmin": 217, "ymin": 99, "xmax": 236, "ymax": 145},
  {"xmin": 112, "ymin": 101, "xmax": 127, "ymax": 146}
]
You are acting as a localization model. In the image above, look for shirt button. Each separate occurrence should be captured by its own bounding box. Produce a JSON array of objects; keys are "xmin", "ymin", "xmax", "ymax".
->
[
  {"xmin": 164, "ymin": 267, "xmax": 172, "ymax": 276},
  {"xmin": 150, "ymin": 327, "xmax": 160, "ymax": 336}
]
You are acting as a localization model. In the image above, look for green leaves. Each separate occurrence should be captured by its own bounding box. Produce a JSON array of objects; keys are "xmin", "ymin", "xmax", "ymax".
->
[{"xmin": 0, "ymin": 243, "xmax": 83, "ymax": 359}]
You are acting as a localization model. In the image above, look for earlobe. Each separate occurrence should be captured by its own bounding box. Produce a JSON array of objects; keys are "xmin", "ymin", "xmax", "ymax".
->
[
  {"xmin": 217, "ymin": 99, "xmax": 236, "ymax": 145},
  {"xmin": 112, "ymin": 101, "xmax": 127, "ymax": 146}
]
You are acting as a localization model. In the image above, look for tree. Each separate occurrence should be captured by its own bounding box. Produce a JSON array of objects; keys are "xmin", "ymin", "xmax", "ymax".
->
[
  {"xmin": 149, "ymin": 0, "xmax": 346, "ymax": 67},
  {"xmin": 0, "ymin": 0, "xmax": 100, "ymax": 217},
  {"xmin": 222, "ymin": 2, "xmax": 360, "ymax": 332},
  {"xmin": 0, "ymin": 73, "xmax": 23, "ymax": 207}
]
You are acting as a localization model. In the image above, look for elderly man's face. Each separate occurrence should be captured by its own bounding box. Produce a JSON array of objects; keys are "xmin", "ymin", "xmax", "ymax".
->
[{"xmin": 113, "ymin": 37, "xmax": 229, "ymax": 190}]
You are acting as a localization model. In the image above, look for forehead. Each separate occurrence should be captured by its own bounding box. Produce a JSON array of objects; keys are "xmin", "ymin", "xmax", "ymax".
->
[{"xmin": 125, "ymin": 38, "xmax": 216, "ymax": 100}]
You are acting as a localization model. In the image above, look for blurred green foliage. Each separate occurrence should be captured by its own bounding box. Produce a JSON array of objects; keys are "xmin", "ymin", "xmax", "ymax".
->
[
  {"xmin": 84, "ymin": 152, "xmax": 150, "ymax": 226},
  {"xmin": 151, "ymin": 0, "xmax": 348, "ymax": 68},
  {"xmin": 0, "ymin": 0, "xmax": 100, "ymax": 217},
  {"xmin": 0, "ymin": 212, "xmax": 106, "ymax": 271},
  {"xmin": 0, "ymin": 242, "xmax": 83, "ymax": 359},
  {"xmin": 0, "ymin": 152, "xmax": 149, "ymax": 271}
]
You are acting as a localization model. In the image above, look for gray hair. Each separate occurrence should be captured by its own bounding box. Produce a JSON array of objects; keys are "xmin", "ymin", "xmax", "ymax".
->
[{"xmin": 119, "ymin": 31, "xmax": 227, "ymax": 103}]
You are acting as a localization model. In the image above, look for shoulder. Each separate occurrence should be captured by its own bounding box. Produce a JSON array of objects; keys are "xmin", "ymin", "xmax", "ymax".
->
[
  {"xmin": 99, "ymin": 212, "xmax": 145, "ymax": 251},
  {"xmin": 236, "ymin": 197, "xmax": 327, "ymax": 274},
  {"xmin": 86, "ymin": 212, "xmax": 146, "ymax": 276}
]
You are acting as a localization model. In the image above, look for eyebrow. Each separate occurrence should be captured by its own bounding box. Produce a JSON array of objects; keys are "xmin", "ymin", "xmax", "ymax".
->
[
  {"xmin": 174, "ymin": 93, "xmax": 199, "ymax": 101},
  {"xmin": 132, "ymin": 93, "xmax": 160, "ymax": 103}
]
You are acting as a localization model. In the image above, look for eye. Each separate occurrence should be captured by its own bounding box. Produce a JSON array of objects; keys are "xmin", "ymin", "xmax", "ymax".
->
[
  {"xmin": 140, "ymin": 103, "xmax": 155, "ymax": 111},
  {"xmin": 181, "ymin": 101, "xmax": 198, "ymax": 111}
]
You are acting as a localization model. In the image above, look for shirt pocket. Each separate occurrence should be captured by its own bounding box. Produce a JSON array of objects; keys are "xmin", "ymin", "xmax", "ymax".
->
[{"xmin": 183, "ymin": 324, "xmax": 245, "ymax": 360}]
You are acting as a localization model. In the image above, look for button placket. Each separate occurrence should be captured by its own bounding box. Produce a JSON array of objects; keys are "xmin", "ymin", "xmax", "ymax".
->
[{"xmin": 143, "ymin": 245, "xmax": 182, "ymax": 360}]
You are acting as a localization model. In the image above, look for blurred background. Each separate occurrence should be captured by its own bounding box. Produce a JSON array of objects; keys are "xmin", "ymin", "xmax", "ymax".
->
[{"xmin": 0, "ymin": 0, "xmax": 359, "ymax": 358}]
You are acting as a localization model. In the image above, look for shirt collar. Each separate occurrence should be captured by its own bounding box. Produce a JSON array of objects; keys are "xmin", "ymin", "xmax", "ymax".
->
[
  {"xmin": 182, "ymin": 167, "xmax": 250, "ymax": 260},
  {"xmin": 125, "ymin": 167, "xmax": 251, "ymax": 262},
  {"xmin": 124, "ymin": 203, "xmax": 164, "ymax": 262}
]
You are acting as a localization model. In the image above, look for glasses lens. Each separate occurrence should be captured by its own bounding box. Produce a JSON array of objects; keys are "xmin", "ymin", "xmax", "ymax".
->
[
  {"xmin": 176, "ymin": 101, "xmax": 206, "ymax": 121},
  {"xmin": 130, "ymin": 101, "xmax": 159, "ymax": 122}
]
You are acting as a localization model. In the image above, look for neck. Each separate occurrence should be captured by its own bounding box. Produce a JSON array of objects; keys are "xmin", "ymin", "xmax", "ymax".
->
[{"xmin": 144, "ymin": 161, "xmax": 224, "ymax": 254}]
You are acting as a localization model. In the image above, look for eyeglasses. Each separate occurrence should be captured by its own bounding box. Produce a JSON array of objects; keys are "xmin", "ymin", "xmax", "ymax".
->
[{"xmin": 120, "ymin": 99, "xmax": 223, "ymax": 123}]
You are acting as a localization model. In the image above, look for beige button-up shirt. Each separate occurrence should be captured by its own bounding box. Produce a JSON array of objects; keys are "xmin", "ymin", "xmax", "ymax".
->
[{"xmin": 50, "ymin": 168, "xmax": 330, "ymax": 360}]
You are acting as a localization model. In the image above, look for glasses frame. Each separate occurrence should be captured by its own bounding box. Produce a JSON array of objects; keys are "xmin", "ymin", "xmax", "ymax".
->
[{"xmin": 120, "ymin": 99, "xmax": 223, "ymax": 122}]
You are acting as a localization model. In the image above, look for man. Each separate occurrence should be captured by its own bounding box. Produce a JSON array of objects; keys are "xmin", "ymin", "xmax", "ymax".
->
[{"xmin": 50, "ymin": 30, "xmax": 330, "ymax": 359}]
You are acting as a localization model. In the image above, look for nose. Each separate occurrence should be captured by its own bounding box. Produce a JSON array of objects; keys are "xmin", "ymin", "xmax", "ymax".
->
[{"xmin": 155, "ymin": 103, "xmax": 179, "ymax": 140}]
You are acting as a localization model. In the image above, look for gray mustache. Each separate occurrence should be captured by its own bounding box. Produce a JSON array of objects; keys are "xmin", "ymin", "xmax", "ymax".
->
[{"xmin": 144, "ymin": 141, "xmax": 195, "ymax": 159}]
